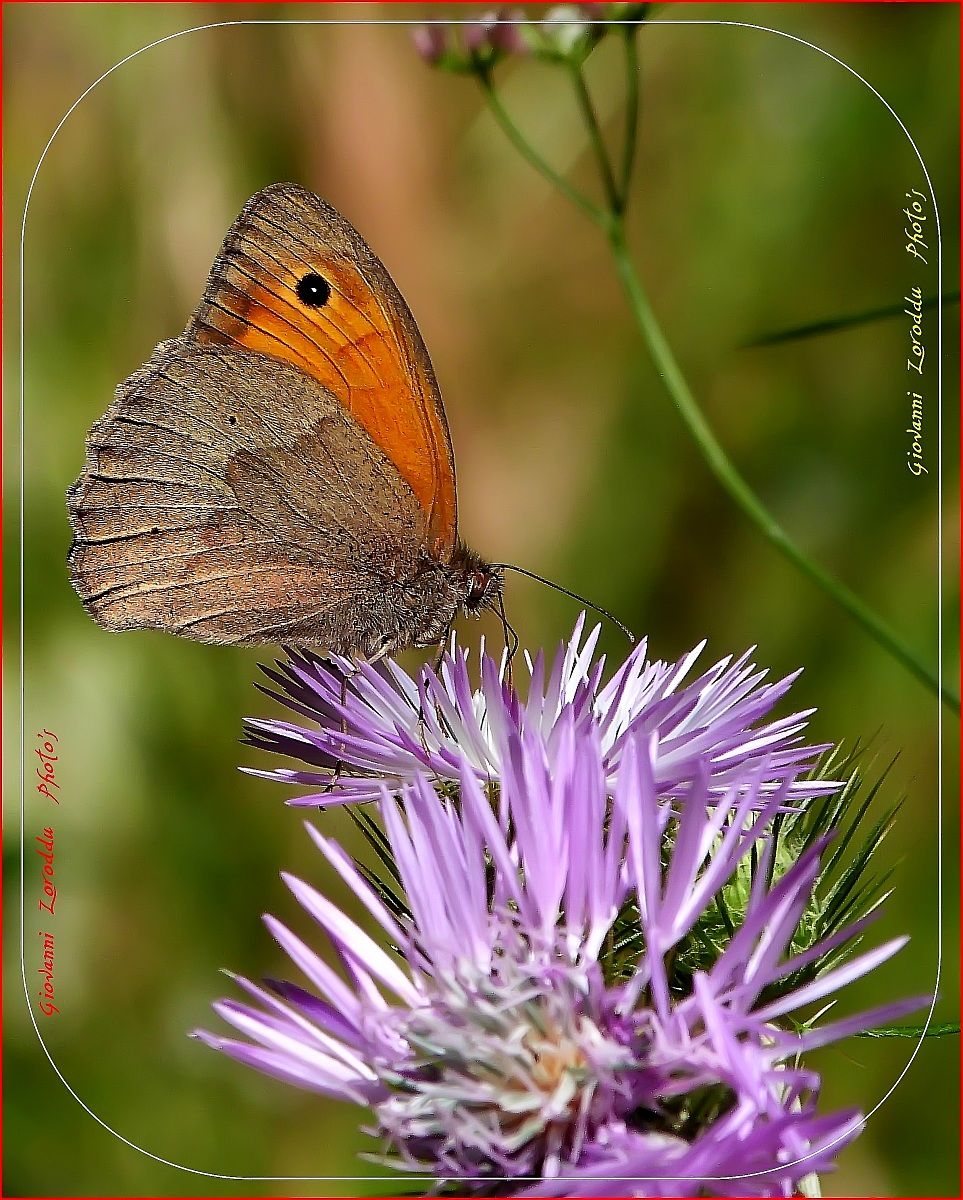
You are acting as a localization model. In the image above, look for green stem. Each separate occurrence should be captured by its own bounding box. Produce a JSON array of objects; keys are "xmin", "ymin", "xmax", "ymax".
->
[
  {"xmin": 568, "ymin": 63, "xmax": 620, "ymax": 212},
  {"xmin": 478, "ymin": 73, "xmax": 606, "ymax": 226},
  {"xmin": 618, "ymin": 28, "xmax": 640, "ymax": 209},
  {"xmin": 606, "ymin": 220, "xmax": 957, "ymax": 712},
  {"xmin": 475, "ymin": 66, "xmax": 954, "ymax": 711}
]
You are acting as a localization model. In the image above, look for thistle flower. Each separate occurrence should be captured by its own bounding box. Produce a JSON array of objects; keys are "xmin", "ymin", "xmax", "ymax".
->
[
  {"xmin": 243, "ymin": 616, "xmax": 836, "ymax": 810},
  {"xmin": 197, "ymin": 714, "xmax": 920, "ymax": 1193}
]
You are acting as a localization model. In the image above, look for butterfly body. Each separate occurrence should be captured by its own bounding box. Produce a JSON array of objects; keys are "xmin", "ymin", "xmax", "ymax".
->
[{"xmin": 68, "ymin": 185, "xmax": 501, "ymax": 657}]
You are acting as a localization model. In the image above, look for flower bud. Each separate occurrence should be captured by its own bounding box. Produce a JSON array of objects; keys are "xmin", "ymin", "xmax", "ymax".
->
[
  {"xmin": 411, "ymin": 24, "xmax": 447, "ymax": 66},
  {"xmin": 488, "ymin": 8, "xmax": 530, "ymax": 55},
  {"xmin": 463, "ymin": 8, "xmax": 529, "ymax": 61},
  {"xmin": 462, "ymin": 14, "xmax": 495, "ymax": 56},
  {"xmin": 534, "ymin": 4, "xmax": 601, "ymax": 61}
]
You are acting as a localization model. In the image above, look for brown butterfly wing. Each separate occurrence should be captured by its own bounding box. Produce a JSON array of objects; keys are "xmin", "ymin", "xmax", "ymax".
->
[
  {"xmin": 67, "ymin": 341, "xmax": 439, "ymax": 652},
  {"xmin": 185, "ymin": 183, "xmax": 458, "ymax": 560}
]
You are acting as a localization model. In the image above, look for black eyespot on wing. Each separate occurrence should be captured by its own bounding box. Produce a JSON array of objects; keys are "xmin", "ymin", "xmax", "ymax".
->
[{"xmin": 296, "ymin": 273, "xmax": 331, "ymax": 308}]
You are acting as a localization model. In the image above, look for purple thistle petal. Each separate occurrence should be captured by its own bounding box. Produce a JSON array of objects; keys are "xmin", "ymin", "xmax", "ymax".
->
[
  {"xmin": 280, "ymin": 872, "xmax": 419, "ymax": 1006},
  {"xmin": 752, "ymin": 937, "xmax": 910, "ymax": 1023},
  {"xmin": 794, "ymin": 995, "xmax": 932, "ymax": 1052},
  {"xmin": 707, "ymin": 838, "xmax": 829, "ymax": 999},
  {"xmin": 226, "ymin": 971, "xmax": 367, "ymax": 1060},
  {"xmin": 209, "ymin": 999, "xmax": 376, "ymax": 1092},
  {"xmin": 198, "ymin": 620, "xmax": 920, "ymax": 1191},
  {"xmin": 746, "ymin": 909, "xmax": 881, "ymax": 995},
  {"xmin": 244, "ymin": 617, "xmax": 833, "ymax": 815},
  {"xmin": 303, "ymin": 823, "xmax": 406, "ymax": 944},
  {"xmin": 193, "ymin": 1028, "xmax": 377, "ymax": 1101},
  {"xmin": 264, "ymin": 977, "xmax": 366, "ymax": 1047},
  {"xmin": 262, "ymin": 914, "xmax": 362, "ymax": 1020}
]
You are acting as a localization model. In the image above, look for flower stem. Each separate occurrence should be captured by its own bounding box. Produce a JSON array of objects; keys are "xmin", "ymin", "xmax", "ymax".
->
[
  {"xmin": 478, "ymin": 73, "xmax": 606, "ymax": 226},
  {"xmin": 618, "ymin": 28, "xmax": 640, "ymax": 210},
  {"xmin": 606, "ymin": 219, "xmax": 957, "ymax": 711},
  {"xmin": 476, "ymin": 54, "xmax": 954, "ymax": 712},
  {"xmin": 568, "ymin": 63, "xmax": 619, "ymax": 213}
]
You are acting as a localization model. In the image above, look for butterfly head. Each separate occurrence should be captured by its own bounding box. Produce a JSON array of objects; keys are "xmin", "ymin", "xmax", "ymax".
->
[{"xmin": 450, "ymin": 546, "xmax": 503, "ymax": 618}]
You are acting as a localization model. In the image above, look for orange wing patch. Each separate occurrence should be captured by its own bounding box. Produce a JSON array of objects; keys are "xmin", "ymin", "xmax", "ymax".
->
[{"xmin": 187, "ymin": 184, "xmax": 458, "ymax": 558}]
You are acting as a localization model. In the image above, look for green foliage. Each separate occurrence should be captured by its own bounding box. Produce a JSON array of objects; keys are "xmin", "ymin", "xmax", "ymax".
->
[
  {"xmin": 746, "ymin": 291, "xmax": 961, "ymax": 349},
  {"xmin": 598, "ymin": 743, "xmax": 906, "ymax": 1033},
  {"xmin": 857, "ymin": 1022, "xmax": 958, "ymax": 1039}
]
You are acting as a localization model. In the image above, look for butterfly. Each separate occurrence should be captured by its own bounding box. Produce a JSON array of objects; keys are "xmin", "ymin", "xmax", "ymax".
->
[{"xmin": 67, "ymin": 183, "xmax": 503, "ymax": 661}]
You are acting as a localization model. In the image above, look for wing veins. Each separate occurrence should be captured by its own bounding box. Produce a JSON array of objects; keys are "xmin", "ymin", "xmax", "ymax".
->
[
  {"xmin": 99, "ymin": 426, "xmax": 236, "ymax": 488},
  {"xmin": 211, "ymin": 258, "xmax": 364, "ymax": 393},
  {"xmin": 90, "ymin": 563, "xmax": 296, "ymax": 607},
  {"xmin": 197, "ymin": 296, "xmax": 327, "ymax": 391},
  {"xmin": 226, "ymin": 237, "xmax": 385, "ymax": 386},
  {"xmin": 79, "ymin": 502, "xmax": 237, "ymax": 513},
  {"xmin": 85, "ymin": 471, "xmax": 224, "ymax": 495},
  {"xmin": 74, "ymin": 538, "xmax": 277, "ymax": 578},
  {"xmin": 71, "ymin": 523, "xmax": 201, "ymax": 546},
  {"xmin": 171, "ymin": 358, "xmax": 372, "ymax": 549},
  {"xmin": 233, "ymin": 596, "xmax": 352, "ymax": 641},
  {"xmin": 244, "ymin": 207, "xmax": 383, "ymax": 339},
  {"xmin": 119, "ymin": 373, "xmax": 364, "ymax": 552}
]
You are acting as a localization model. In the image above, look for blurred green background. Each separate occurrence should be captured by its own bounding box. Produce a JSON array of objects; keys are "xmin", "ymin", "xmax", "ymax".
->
[{"xmin": 4, "ymin": 4, "xmax": 959, "ymax": 1196}]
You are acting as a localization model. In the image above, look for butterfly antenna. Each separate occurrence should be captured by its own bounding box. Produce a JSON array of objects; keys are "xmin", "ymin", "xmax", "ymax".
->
[
  {"xmin": 495, "ymin": 589, "xmax": 519, "ymax": 689},
  {"xmin": 493, "ymin": 563, "xmax": 636, "ymax": 645}
]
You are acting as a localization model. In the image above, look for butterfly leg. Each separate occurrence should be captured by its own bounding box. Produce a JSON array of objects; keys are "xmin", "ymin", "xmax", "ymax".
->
[
  {"xmin": 428, "ymin": 636, "xmax": 448, "ymax": 675},
  {"xmin": 321, "ymin": 666, "xmax": 353, "ymax": 798},
  {"xmin": 413, "ymin": 631, "xmax": 450, "ymax": 758},
  {"xmin": 322, "ymin": 638, "xmax": 404, "ymax": 796}
]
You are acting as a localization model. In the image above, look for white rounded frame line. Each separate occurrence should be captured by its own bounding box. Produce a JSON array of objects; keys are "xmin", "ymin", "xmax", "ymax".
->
[{"xmin": 18, "ymin": 14, "xmax": 944, "ymax": 1186}]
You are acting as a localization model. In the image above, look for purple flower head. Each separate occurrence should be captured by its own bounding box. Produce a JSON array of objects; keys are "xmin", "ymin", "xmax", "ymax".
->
[
  {"xmin": 198, "ymin": 711, "xmax": 921, "ymax": 1193},
  {"xmin": 243, "ymin": 616, "xmax": 836, "ymax": 811}
]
